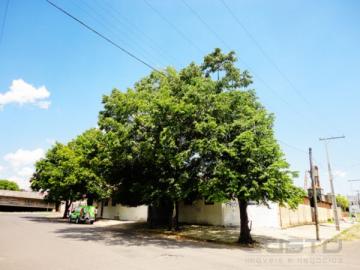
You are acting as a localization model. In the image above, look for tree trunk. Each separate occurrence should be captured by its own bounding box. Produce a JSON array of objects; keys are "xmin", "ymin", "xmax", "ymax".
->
[
  {"xmin": 63, "ymin": 200, "xmax": 71, "ymax": 219},
  {"xmin": 167, "ymin": 202, "xmax": 174, "ymax": 231},
  {"xmin": 147, "ymin": 205, "xmax": 153, "ymax": 228},
  {"xmin": 87, "ymin": 195, "xmax": 94, "ymax": 206},
  {"xmin": 100, "ymin": 200, "xmax": 104, "ymax": 218},
  {"xmin": 147, "ymin": 199, "xmax": 173, "ymax": 229},
  {"xmin": 174, "ymin": 201, "xmax": 179, "ymax": 231},
  {"xmin": 238, "ymin": 198, "xmax": 253, "ymax": 244}
]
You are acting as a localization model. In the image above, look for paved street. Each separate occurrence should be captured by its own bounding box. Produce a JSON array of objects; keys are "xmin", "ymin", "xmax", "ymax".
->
[{"xmin": 1, "ymin": 212, "xmax": 360, "ymax": 270}]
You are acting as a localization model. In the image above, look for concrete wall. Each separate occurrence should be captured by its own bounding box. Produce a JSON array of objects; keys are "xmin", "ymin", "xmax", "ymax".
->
[
  {"xmin": 101, "ymin": 200, "xmax": 147, "ymax": 221},
  {"xmin": 179, "ymin": 199, "xmax": 339, "ymax": 229},
  {"xmin": 279, "ymin": 205, "xmax": 341, "ymax": 228},
  {"xmin": 279, "ymin": 204, "xmax": 313, "ymax": 228},
  {"xmin": 116, "ymin": 205, "xmax": 148, "ymax": 221},
  {"xmin": 179, "ymin": 200, "xmax": 224, "ymax": 226},
  {"xmin": 179, "ymin": 200, "xmax": 281, "ymax": 229},
  {"xmin": 222, "ymin": 201, "xmax": 281, "ymax": 229}
]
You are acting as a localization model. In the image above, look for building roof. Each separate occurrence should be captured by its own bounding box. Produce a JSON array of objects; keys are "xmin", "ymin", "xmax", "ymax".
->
[{"xmin": 0, "ymin": 190, "xmax": 47, "ymax": 200}]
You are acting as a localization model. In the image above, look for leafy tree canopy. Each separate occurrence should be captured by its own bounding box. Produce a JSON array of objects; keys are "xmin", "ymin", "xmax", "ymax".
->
[
  {"xmin": 99, "ymin": 48, "xmax": 304, "ymax": 237},
  {"xmin": 31, "ymin": 129, "xmax": 110, "ymax": 217},
  {"xmin": 0, "ymin": 179, "xmax": 20, "ymax": 191},
  {"xmin": 336, "ymin": 194, "xmax": 349, "ymax": 211}
]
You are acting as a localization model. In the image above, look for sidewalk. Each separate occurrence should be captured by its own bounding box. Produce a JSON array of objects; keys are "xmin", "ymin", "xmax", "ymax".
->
[{"xmin": 164, "ymin": 221, "xmax": 356, "ymax": 248}]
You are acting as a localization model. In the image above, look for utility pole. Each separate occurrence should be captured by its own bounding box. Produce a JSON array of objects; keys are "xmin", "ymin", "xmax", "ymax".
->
[
  {"xmin": 309, "ymin": 148, "xmax": 320, "ymax": 240},
  {"xmin": 319, "ymin": 136, "xmax": 345, "ymax": 231},
  {"xmin": 304, "ymin": 170, "xmax": 309, "ymax": 190}
]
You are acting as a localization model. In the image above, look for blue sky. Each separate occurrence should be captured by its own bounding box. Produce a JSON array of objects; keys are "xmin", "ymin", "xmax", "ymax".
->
[{"xmin": 0, "ymin": 0, "xmax": 359, "ymax": 195}]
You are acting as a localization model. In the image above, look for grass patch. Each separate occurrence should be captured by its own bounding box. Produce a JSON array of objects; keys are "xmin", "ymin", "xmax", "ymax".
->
[
  {"xmin": 137, "ymin": 224, "xmax": 261, "ymax": 247},
  {"xmin": 334, "ymin": 223, "xmax": 360, "ymax": 241}
]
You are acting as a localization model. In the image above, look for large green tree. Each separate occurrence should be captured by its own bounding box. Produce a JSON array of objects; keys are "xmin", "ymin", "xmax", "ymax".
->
[
  {"xmin": 99, "ymin": 49, "xmax": 302, "ymax": 236},
  {"xmin": 195, "ymin": 50, "xmax": 305, "ymax": 244},
  {"xmin": 100, "ymin": 48, "xmax": 304, "ymax": 239},
  {"xmin": 0, "ymin": 179, "xmax": 20, "ymax": 191},
  {"xmin": 99, "ymin": 69, "xmax": 203, "ymax": 229}
]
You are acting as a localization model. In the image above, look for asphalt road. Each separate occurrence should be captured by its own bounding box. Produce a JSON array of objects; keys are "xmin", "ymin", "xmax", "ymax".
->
[{"xmin": 0, "ymin": 212, "xmax": 360, "ymax": 270}]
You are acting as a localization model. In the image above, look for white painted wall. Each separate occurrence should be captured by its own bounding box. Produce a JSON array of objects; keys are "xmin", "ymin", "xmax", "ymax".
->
[
  {"xmin": 101, "ymin": 200, "xmax": 148, "ymax": 221},
  {"xmin": 117, "ymin": 205, "xmax": 148, "ymax": 221},
  {"xmin": 179, "ymin": 200, "xmax": 281, "ymax": 229},
  {"xmin": 222, "ymin": 201, "xmax": 281, "ymax": 229},
  {"xmin": 179, "ymin": 200, "xmax": 223, "ymax": 226}
]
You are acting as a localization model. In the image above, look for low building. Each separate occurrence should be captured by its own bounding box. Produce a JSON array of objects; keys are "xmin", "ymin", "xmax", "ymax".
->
[{"xmin": 0, "ymin": 190, "xmax": 55, "ymax": 211}]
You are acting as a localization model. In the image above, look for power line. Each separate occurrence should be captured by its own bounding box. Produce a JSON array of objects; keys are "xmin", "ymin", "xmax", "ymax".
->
[
  {"xmin": 219, "ymin": 0, "xmax": 343, "ymax": 135},
  {"xmin": 46, "ymin": 0, "xmax": 163, "ymax": 74},
  {"xmin": 74, "ymin": 0, "xmax": 163, "ymax": 69},
  {"xmin": 181, "ymin": 0, "xmax": 229, "ymax": 50},
  {"xmin": 181, "ymin": 0, "xmax": 316, "ymax": 127},
  {"xmin": 0, "ymin": 0, "xmax": 10, "ymax": 46},
  {"xmin": 278, "ymin": 139, "xmax": 326, "ymax": 170},
  {"xmin": 219, "ymin": 0, "xmax": 309, "ymax": 104},
  {"xmin": 97, "ymin": 0, "xmax": 178, "ymax": 65},
  {"xmin": 278, "ymin": 139, "xmax": 307, "ymax": 154},
  {"xmin": 142, "ymin": 0, "xmax": 205, "ymax": 54}
]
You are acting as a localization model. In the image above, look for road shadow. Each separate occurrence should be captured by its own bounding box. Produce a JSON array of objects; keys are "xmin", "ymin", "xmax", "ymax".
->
[
  {"xmin": 21, "ymin": 215, "xmax": 289, "ymax": 252},
  {"xmin": 52, "ymin": 223, "xmax": 266, "ymax": 252},
  {"xmin": 22, "ymin": 215, "xmax": 68, "ymax": 224}
]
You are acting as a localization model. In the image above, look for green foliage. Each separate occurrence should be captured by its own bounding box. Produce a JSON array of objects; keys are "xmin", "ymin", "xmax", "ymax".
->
[
  {"xmin": 336, "ymin": 194, "xmax": 349, "ymax": 211},
  {"xmin": 31, "ymin": 142, "xmax": 83, "ymax": 203},
  {"xmin": 30, "ymin": 48, "xmax": 304, "ymax": 236},
  {"xmin": 31, "ymin": 129, "xmax": 111, "ymax": 205},
  {"xmin": 98, "ymin": 48, "xmax": 304, "ymax": 214},
  {"xmin": 0, "ymin": 179, "xmax": 20, "ymax": 191}
]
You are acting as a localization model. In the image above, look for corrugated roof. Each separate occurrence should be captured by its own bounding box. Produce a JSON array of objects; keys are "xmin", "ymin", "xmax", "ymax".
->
[{"xmin": 0, "ymin": 190, "xmax": 47, "ymax": 200}]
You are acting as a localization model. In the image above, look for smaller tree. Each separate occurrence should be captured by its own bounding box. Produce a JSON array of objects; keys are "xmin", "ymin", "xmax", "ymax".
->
[
  {"xmin": 336, "ymin": 194, "xmax": 349, "ymax": 212},
  {"xmin": 0, "ymin": 179, "xmax": 20, "ymax": 191},
  {"xmin": 31, "ymin": 143, "xmax": 83, "ymax": 218},
  {"xmin": 31, "ymin": 130, "xmax": 111, "ymax": 218}
]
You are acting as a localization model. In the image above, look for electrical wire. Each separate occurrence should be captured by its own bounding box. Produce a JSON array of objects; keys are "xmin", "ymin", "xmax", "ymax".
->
[
  {"xmin": 219, "ymin": 0, "xmax": 343, "ymax": 135},
  {"xmin": 46, "ymin": 0, "xmax": 163, "ymax": 74},
  {"xmin": 142, "ymin": 0, "xmax": 205, "ymax": 54},
  {"xmin": 75, "ymin": 0, "xmax": 164, "ymax": 69},
  {"xmin": 97, "ymin": 0, "xmax": 178, "ymax": 65},
  {"xmin": 0, "ymin": 0, "xmax": 10, "ymax": 45}
]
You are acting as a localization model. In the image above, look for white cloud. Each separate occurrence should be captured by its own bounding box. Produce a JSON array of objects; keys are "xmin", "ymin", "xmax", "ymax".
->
[
  {"xmin": 333, "ymin": 170, "xmax": 347, "ymax": 178},
  {"xmin": 0, "ymin": 148, "xmax": 46, "ymax": 190},
  {"xmin": 0, "ymin": 79, "xmax": 51, "ymax": 109},
  {"xmin": 4, "ymin": 148, "xmax": 45, "ymax": 168}
]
